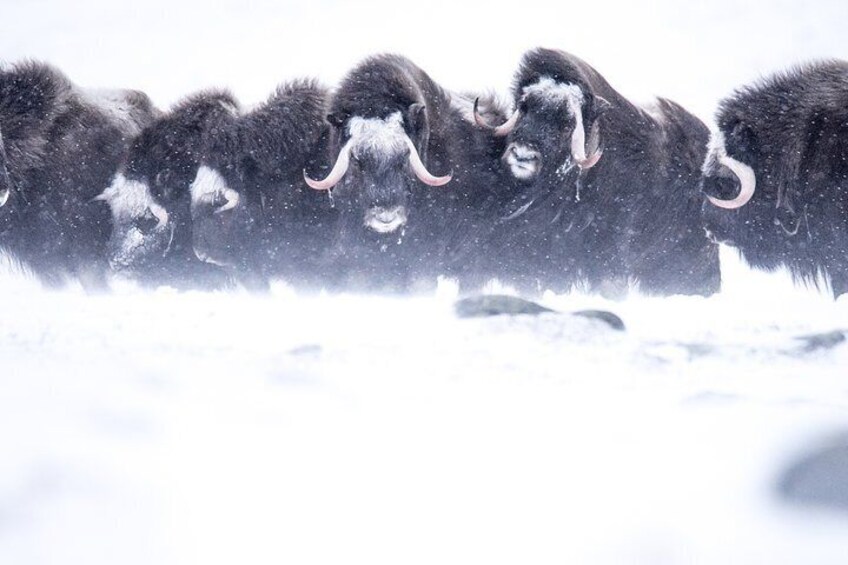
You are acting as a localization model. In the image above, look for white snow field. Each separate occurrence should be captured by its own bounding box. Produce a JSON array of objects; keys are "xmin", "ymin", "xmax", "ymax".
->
[{"xmin": 2, "ymin": 1, "xmax": 848, "ymax": 563}]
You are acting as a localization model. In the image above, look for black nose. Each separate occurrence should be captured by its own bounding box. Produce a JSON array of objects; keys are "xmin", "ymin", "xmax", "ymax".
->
[
  {"xmin": 508, "ymin": 144, "xmax": 541, "ymax": 163},
  {"xmin": 701, "ymin": 174, "xmax": 741, "ymax": 200}
]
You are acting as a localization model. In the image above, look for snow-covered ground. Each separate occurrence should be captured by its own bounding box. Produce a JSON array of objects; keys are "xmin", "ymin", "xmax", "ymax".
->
[{"xmin": 1, "ymin": 1, "xmax": 848, "ymax": 563}]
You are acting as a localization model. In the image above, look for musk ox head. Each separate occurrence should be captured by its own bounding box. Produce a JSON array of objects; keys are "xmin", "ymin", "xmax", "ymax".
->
[
  {"xmin": 304, "ymin": 105, "xmax": 450, "ymax": 235},
  {"xmin": 698, "ymin": 102, "xmax": 795, "ymax": 251},
  {"xmin": 98, "ymin": 92, "xmax": 238, "ymax": 274},
  {"xmin": 190, "ymin": 80, "xmax": 330, "ymax": 273},
  {"xmin": 475, "ymin": 77, "xmax": 609, "ymax": 184},
  {"xmin": 97, "ymin": 172, "xmax": 173, "ymax": 271},
  {"xmin": 189, "ymin": 164, "xmax": 255, "ymax": 269}
]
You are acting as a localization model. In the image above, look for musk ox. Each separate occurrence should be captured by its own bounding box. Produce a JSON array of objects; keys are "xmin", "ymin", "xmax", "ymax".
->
[
  {"xmin": 701, "ymin": 60, "xmax": 848, "ymax": 298},
  {"xmin": 189, "ymin": 79, "xmax": 334, "ymax": 290},
  {"xmin": 474, "ymin": 48, "xmax": 720, "ymax": 296},
  {"xmin": 97, "ymin": 89, "xmax": 237, "ymax": 289},
  {"xmin": 304, "ymin": 54, "xmax": 509, "ymax": 293},
  {"xmin": 0, "ymin": 61, "xmax": 157, "ymax": 287}
]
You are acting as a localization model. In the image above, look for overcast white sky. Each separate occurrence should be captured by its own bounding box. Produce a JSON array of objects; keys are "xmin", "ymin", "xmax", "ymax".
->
[{"xmin": 1, "ymin": 0, "xmax": 846, "ymax": 120}]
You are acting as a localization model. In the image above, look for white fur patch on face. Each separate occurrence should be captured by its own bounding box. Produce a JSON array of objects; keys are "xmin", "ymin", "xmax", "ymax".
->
[
  {"xmin": 191, "ymin": 166, "xmax": 231, "ymax": 207},
  {"xmin": 505, "ymin": 144, "xmax": 541, "ymax": 180},
  {"xmin": 521, "ymin": 77, "xmax": 584, "ymax": 113},
  {"xmin": 364, "ymin": 205, "xmax": 407, "ymax": 234},
  {"xmin": 347, "ymin": 112, "xmax": 408, "ymax": 163},
  {"xmin": 99, "ymin": 174, "xmax": 161, "ymax": 221},
  {"xmin": 705, "ymin": 130, "xmax": 729, "ymax": 170},
  {"xmin": 705, "ymin": 130, "xmax": 753, "ymax": 176}
]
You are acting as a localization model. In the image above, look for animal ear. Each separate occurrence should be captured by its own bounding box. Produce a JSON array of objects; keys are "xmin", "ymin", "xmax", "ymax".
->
[
  {"xmin": 593, "ymin": 96, "xmax": 612, "ymax": 116},
  {"xmin": 326, "ymin": 112, "xmax": 346, "ymax": 129},
  {"xmin": 407, "ymin": 103, "xmax": 428, "ymax": 136}
]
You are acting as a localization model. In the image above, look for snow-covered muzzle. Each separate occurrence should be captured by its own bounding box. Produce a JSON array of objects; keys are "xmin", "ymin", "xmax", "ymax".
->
[
  {"xmin": 477, "ymin": 78, "xmax": 604, "ymax": 182},
  {"xmin": 97, "ymin": 174, "xmax": 174, "ymax": 272},
  {"xmin": 364, "ymin": 205, "xmax": 407, "ymax": 234},
  {"xmin": 503, "ymin": 143, "xmax": 541, "ymax": 180}
]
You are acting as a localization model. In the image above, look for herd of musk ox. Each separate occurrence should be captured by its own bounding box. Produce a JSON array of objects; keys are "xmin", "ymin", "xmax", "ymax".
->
[{"xmin": 1, "ymin": 48, "xmax": 846, "ymax": 297}]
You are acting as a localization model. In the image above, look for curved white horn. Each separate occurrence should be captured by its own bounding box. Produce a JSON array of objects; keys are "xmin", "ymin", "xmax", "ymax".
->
[
  {"xmin": 706, "ymin": 154, "xmax": 756, "ymax": 209},
  {"xmin": 215, "ymin": 188, "xmax": 240, "ymax": 214},
  {"xmin": 404, "ymin": 137, "xmax": 452, "ymax": 187},
  {"xmin": 566, "ymin": 91, "xmax": 602, "ymax": 171},
  {"xmin": 492, "ymin": 110, "xmax": 521, "ymax": 137},
  {"xmin": 0, "ymin": 187, "xmax": 9, "ymax": 208},
  {"xmin": 579, "ymin": 121, "xmax": 603, "ymax": 170},
  {"xmin": 150, "ymin": 202, "xmax": 169, "ymax": 229},
  {"xmin": 472, "ymin": 98, "xmax": 490, "ymax": 128},
  {"xmin": 474, "ymin": 98, "xmax": 520, "ymax": 137},
  {"xmin": 304, "ymin": 140, "xmax": 353, "ymax": 191}
]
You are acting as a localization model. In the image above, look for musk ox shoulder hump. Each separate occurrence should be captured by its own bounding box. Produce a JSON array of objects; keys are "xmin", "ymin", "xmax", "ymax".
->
[
  {"xmin": 650, "ymin": 98, "xmax": 709, "ymax": 142},
  {"xmin": 514, "ymin": 48, "xmax": 593, "ymax": 91},
  {"xmin": 333, "ymin": 53, "xmax": 445, "ymax": 120},
  {"xmin": 268, "ymin": 78, "xmax": 328, "ymax": 119},
  {"xmin": 0, "ymin": 60, "xmax": 72, "ymax": 142},
  {"xmin": 719, "ymin": 59, "xmax": 848, "ymax": 124},
  {"xmin": 170, "ymin": 88, "xmax": 240, "ymax": 122},
  {"xmin": 79, "ymin": 88, "xmax": 159, "ymax": 137}
]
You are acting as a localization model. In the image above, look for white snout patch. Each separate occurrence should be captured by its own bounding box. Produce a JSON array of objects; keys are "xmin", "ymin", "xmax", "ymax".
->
[
  {"xmin": 364, "ymin": 205, "xmax": 408, "ymax": 234},
  {"xmin": 109, "ymin": 226, "xmax": 146, "ymax": 269},
  {"xmin": 98, "ymin": 173, "xmax": 168, "ymax": 226},
  {"xmin": 191, "ymin": 166, "xmax": 233, "ymax": 209},
  {"xmin": 506, "ymin": 144, "xmax": 541, "ymax": 180}
]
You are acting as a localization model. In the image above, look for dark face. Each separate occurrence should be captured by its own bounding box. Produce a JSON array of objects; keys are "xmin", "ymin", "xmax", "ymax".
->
[
  {"xmin": 190, "ymin": 164, "xmax": 256, "ymax": 269},
  {"xmin": 314, "ymin": 106, "xmax": 448, "ymax": 238},
  {"xmin": 99, "ymin": 127, "xmax": 203, "ymax": 274},
  {"xmin": 334, "ymin": 145, "xmax": 411, "ymax": 235},
  {"xmin": 502, "ymin": 79, "xmax": 605, "ymax": 186}
]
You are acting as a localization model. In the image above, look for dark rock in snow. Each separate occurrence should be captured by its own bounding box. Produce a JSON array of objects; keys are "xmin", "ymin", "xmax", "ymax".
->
[
  {"xmin": 455, "ymin": 295, "xmax": 555, "ymax": 318},
  {"xmin": 454, "ymin": 294, "xmax": 625, "ymax": 331},
  {"xmin": 794, "ymin": 330, "xmax": 846, "ymax": 353},
  {"xmin": 779, "ymin": 435, "xmax": 848, "ymax": 513},
  {"xmin": 572, "ymin": 309, "xmax": 626, "ymax": 331}
]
